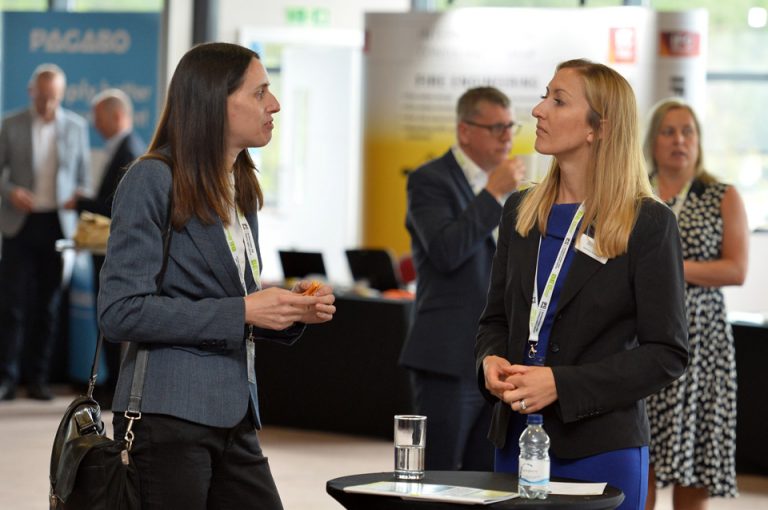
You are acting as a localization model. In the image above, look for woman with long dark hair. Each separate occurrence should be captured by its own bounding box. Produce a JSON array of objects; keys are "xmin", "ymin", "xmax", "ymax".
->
[{"xmin": 99, "ymin": 42, "xmax": 336, "ymax": 510}]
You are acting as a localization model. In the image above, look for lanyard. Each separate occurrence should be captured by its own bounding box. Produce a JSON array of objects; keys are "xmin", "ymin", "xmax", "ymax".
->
[
  {"xmin": 527, "ymin": 203, "xmax": 584, "ymax": 359},
  {"xmin": 224, "ymin": 208, "xmax": 261, "ymax": 295},
  {"xmin": 652, "ymin": 176, "xmax": 692, "ymax": 219},
  {"xmin": 224, "ymin": 207, "xmax": 260, "ymax": 384}
]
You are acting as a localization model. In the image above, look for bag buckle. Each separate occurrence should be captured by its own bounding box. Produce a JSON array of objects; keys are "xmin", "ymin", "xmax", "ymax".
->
[
  {"xmin": 49, "ymin": 486, "xmax": 59, "ymax": 509},
  {"xmin": 86, "ymin": 373, "xmax": 98, "ymax": 399},
  {"xmin": 123, "ymin": 410, "xmax": 142, "ymax": 451},
  {"xmin": 73, "ymin": 406, "xmax": 100, "ymax": 435}
]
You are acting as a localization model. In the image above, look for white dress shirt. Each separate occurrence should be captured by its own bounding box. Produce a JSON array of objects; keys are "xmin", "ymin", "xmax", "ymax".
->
[{"xmin": 31, "ymin": 110, "xmax": 59, "ymax": 211}]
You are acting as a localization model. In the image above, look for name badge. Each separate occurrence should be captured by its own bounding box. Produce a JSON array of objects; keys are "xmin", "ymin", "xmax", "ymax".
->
[
  {"xmin": 246, "ymin": 337, "xmax": 256, "ymax": 384},
  {"xmin": 576, "ymin": 234, "xmax": 608, "ymax": 264}
]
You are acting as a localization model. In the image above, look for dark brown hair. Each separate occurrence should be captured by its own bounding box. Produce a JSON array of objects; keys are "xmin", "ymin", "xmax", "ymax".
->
[{"xmin": 143, "ymin": 42, "xmax": 264, "ymax": 229}]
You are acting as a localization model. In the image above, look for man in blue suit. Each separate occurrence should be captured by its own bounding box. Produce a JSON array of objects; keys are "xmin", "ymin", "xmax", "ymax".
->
[
  {"xmin": 66, "ymin": 88, "xmax": 145, "ymax": 405},
  {"xmin": 400, "ymin": 87, "xmax": 525, "ymax": 470},
  {"xmin": 70, "ymin": 88, "xmax": 144, "ymax": 219},
  {"xmin": 0, "ymin": 64, "xmax": 91, "ymax": 400}
]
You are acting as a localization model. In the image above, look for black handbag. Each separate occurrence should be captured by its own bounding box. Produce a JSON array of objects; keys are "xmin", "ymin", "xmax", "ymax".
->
[
  {"xmin": 49, "ymin": 201, "xmax": 173, "ymax": 510},
  {"xmin": 48, "ymin": 358, "xmax": 141, "ymax": 510}
]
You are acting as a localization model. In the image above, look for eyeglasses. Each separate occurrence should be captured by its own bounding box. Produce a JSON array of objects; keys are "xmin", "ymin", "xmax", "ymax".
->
[{"xmin": 463, "ymin": 119, "xmax": 521, "ymax": 137}]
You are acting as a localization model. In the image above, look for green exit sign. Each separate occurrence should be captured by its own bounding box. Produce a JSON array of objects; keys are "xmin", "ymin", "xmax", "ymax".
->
[{"xmin": 285, "ymin": 6, "xmax": 331, "ymax": 26}]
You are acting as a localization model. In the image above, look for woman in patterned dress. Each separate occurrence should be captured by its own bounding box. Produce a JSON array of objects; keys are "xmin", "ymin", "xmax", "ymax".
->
[{"xmin": 643, "ymin": 99, "xmax": 749, "ymax": 510}]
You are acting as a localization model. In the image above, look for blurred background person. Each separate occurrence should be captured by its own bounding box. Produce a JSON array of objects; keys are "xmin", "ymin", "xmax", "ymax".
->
[
  {"xmin": 64, "ymin": 87, "xmax": 145, "ymax": 407},
  {"xmin": 0, "ymin": 63, "xmax": 91, "ymax": 401},
  {"xmin": 400, "ymin": 86, "xmax": 526, "ymax": 471},
  {"xmin": 69, "ymin": 88, "xmax": 145, "ymax": 219},
  {"xmin": 477, "ymin": 59, "xmax": 689, "ymax": 510},
  {"xmin": 644, "ymin": 98, "xmax": 749, "ymax": 510}
]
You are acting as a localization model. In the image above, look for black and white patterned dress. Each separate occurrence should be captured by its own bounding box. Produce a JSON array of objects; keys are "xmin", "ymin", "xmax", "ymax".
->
[{"xmin": 647, "ymin": 179, "xmax": 738, "ymax": 497}]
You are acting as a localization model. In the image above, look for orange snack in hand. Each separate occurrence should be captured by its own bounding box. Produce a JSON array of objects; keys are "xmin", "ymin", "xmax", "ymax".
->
[{"xmin": 301, "ymin": 280, "xmax": 322, "ymax": 296}]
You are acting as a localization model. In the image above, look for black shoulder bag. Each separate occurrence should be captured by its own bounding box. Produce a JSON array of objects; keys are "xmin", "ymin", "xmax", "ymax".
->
[{"xmin": 49, "ymin": 205, "xmax": 173, "ymax": 510}]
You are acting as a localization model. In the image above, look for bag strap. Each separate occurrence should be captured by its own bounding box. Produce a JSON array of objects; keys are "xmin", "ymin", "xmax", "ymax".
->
[
  {"xmin": 126, "ymin": 204, "xmax": 173, "ymax": 415},
  {"xmin": 86, "ymin": 191, "xmax": 174, "ymax": 422}
]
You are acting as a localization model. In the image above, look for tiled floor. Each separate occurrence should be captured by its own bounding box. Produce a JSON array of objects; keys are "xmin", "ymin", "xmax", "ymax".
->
[{"xmin": 1, "ymin": 391, "xmax": 766, "ymax": 510}]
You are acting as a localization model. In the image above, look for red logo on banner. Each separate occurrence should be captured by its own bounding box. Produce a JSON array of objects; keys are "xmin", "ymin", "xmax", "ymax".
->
[
  {"xmin": 659, "ymin": 31, "xmax": 700, "ymax": 57},
  {"xmin": 609, "ymin": 27, "xmax": 636, "ymax": 64}
]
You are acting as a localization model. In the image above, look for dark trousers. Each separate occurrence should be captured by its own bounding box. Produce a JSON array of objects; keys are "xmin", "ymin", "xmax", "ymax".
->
[
  {"xmin": 0, "ymin": 213, "xmax": 63, "ymax": 385},
  {"xmin": 409, "ymin": 369, "xmax": 494, "ymax": 471},
  {"xmin": 113, "ymin": 412, "xmax": 283, "ymax": 510}
]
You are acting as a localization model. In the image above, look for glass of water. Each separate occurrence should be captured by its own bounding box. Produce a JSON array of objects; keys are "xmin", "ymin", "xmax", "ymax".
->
[{"xmin": 394, "ymin": 415, "xmax": 426, "ymax": 480}]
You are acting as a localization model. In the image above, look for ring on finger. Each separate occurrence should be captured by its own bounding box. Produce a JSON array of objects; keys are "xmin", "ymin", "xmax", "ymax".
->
[{"xmin": 519, "ymin": 399, "xmax": 527, "ymax": 411}]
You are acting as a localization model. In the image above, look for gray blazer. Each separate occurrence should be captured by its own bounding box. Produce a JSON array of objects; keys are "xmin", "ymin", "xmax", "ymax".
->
[
  {"xmin": 400, "ymin": 150, "xmax": 503, "ymax": 379},
  {"xmin": 98, "ymin": 157, "xmax": 303, "ymax": 428},
  {"xmin": 0, "ymin": 108, "xmax": 91, "ymax": 238}
]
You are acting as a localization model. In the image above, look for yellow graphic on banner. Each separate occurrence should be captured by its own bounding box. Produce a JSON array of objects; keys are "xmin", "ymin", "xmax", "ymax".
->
[
  {"xmin": 362, "ymin": 128, "xmax": 536, "ymax": 257},
  {"xmin": 362, "ymin": 134, "xmax": 452, "ymax": 256}
]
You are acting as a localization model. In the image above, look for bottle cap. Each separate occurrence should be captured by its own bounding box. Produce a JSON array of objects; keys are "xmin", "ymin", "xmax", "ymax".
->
[{"xmin": 526, "ymin": 414, "xmax": 543, "ymax": 425}]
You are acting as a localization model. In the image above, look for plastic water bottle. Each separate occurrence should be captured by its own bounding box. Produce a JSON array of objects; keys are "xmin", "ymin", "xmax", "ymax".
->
[{"xmin": 518, "ymin": 413, "xmax": 550, "ymax": 499}]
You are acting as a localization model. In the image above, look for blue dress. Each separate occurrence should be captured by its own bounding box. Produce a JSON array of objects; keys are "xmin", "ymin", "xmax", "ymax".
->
[{"xmin": 494, "ymin": 203, "xmax": 648, "ymax": 510}]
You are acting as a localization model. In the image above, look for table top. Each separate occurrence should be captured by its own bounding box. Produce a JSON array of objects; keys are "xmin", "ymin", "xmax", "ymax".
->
[
  {"xmin": 327, "ymin": 471, "xmax": 624, "ymax": 510},
  {"xmin": 55, "ymin": 239, "xmax": 106, "ymax": 255}
]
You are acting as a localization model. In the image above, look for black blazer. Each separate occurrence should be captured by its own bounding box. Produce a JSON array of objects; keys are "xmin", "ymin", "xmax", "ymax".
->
[
  {"xmin": 77, "ymin": 131, "xmax": 145, "ymax": 218},
  {"xmin": 475, "ymin": 191, "xmax": 689, "ymax": 458},
  {"xmin": 400, "ymin": 150, "xmax": 503, "ymax": 379}
]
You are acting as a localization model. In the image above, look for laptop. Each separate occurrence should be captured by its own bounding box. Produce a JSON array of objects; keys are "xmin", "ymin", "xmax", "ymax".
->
[
  {"xmin": 345, "ymin": 249, "xmax": 401, "ymax": 292},
  {"xmin": 278, "ymin": 250, "xmax": 327, "ymax": 280}
]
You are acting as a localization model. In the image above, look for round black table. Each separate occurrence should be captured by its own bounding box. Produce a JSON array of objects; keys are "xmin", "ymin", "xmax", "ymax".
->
[{"xmin": 327, "ymin": 471, "xmax": 625, "ymax": 510}]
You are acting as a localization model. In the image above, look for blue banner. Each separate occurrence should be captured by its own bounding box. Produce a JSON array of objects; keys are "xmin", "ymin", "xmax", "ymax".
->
[{"xmin": 1, "ymin": 11, "xmax": 160, "ymax": 148}]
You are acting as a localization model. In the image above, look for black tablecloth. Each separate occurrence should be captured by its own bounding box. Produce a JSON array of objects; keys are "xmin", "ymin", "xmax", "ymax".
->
[
  {"xmin": 733, "ymin": 321, "xmax": 768, "ymax": 475},
  {"xmin": 327, "ymin": 471, "xmax": 624, "ymax": 510},
  {"xmin": 254, "ymin": 294, "xmax": 414, "ymax": 438},
  {"xmin": 254, "ymin": 300, "xmax": 768, "ymax": 476}
]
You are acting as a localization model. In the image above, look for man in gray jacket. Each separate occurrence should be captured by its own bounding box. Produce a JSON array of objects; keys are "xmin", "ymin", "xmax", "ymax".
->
[{"xmin": 0, "ymin": 63, "xmax": 91, "ymax": 400}]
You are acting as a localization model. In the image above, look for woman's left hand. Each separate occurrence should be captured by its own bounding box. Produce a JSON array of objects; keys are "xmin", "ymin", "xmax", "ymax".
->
[
  {"xmin": 501, "ymin": 365, "xmax": 558, "ymax": 414},
  {"xmin": 292, "ymin": 280, "xmax": 337, "ymax": 324}
]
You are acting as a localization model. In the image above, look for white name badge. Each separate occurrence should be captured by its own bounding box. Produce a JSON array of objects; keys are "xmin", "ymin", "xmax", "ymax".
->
[{"xmin": 576, "ymin": 234, "xmax": 608, "ymax": 264}]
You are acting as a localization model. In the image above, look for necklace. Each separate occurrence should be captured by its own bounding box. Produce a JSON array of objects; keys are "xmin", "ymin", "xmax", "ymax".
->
[{"xmin": 651, "ymin": 175, "xmax": 692, "ymax": 219}]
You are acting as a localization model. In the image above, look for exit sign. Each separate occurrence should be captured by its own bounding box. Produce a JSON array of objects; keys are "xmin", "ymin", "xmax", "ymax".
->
[{"xmin": 285, "ymin": 6, "xmax": 331, "ymax": 26}]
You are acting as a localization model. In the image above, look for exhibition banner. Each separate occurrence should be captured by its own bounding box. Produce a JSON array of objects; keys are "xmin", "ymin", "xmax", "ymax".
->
[
  {"xmin": 655, "ymin": 10, "xmax": 709, "ymax": 115},
  {"xmin": 362, "ymin": 7, "xmax": 706, "ymax": 254},
  {"xmin": 1, "ymin": 11, "xmax": 160, "ymax": 149}
]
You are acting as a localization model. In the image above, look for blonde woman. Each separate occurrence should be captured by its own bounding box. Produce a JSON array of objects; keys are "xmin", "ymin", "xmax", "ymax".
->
[
  {"xmin": 476, "ymin": 59, "xmax": 689, "ymax": 510},
  {"xmin": 644, "ymin": 99, "xmax": 748, "ymax": 510}
]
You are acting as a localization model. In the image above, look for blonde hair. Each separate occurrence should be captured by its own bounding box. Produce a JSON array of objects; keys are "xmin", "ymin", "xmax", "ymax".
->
[
  {"xmin": 517, "ymin": 59, "xmax": 654, "ymax": 258},
  {"xmin": 643, "ymin": 97, "xmax": 715, "ymax": 184}
]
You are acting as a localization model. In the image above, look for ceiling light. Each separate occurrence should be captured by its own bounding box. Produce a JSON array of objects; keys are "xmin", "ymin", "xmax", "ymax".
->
[{"xmin": 747, "ymin": 7, "xmax": 767, "ymax": 28}]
